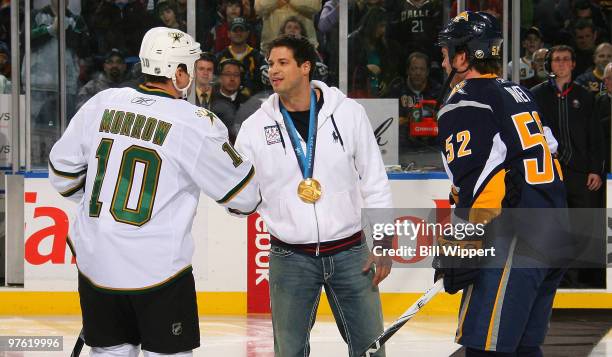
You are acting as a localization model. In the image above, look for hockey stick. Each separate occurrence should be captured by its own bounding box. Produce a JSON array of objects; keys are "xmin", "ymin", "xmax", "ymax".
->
[
  {"xmin": 359, "ymin": 279, "xmax": 445, "ymax": 357},
  {"xmin": 70, "ymin": 328, "xmax": 85, "ymax": 357}
]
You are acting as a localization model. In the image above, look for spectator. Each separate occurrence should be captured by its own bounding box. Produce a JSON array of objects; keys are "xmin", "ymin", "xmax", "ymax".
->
[
  {"xmin": 386, "ymin": 0, "xmax": 443, "ymax": 79},
  {"xmin": 207, "ymin": 0, "xmax": 258, "ymax": 53},
  {"xmin": 254, "ymin": 0, "xmax": 321, "ymax": 52},
  {"xmin": 0, "ymin": 0, "xmax": 9, "ymax": 46},
  {"xmin": 175, "ymin": 0, "xmax": 187, "ymax": 25},
  {"xmin": 508, "ymin": 27, "xmax": 544, "ymax": 85},
  {"xmin": 157, "ymin": 0, "xmax": 186, "ymax": 32},
  {"xmin": 566, "ymin": 0, "xmax": 609, "ymax": 42},
  {"xmin": 576, "ymin": 42, "xmax": 612, "ymax": 95},
  {"xmin": 195, "ymin": 0, "xmax": 218, "ymax": 47},
  {"xmin": 318, "ymin": 0, "xmax": 339, "ymax": 86},
  {"xmin": 92, "ymin": 0, "xmax": 155, "ymax": 57},
  {"xmin": 348, "ymin": 7, "xmax": 402, "ymax": 98},
  {"xmin": 573, "ymin": 19, "xmax": 600, "ymax": 76},
  {"xmin": 216, "ymin": 17, "xmax": 265, "ymax": 96},
  {"xmin": 523, "ymin": 47, "xmax": 550, "ymax": 88},
  {"xmin": 212, "ymin": 58, "xmax": 251, "ymax": 142},
  {"xmin": 532, "ymin": 45, "xmax": 604, "ymax": 208},
  {"xmin": 535, "ymin": 0, "xmax": 566, "ymax": 44},
  {"xmin": 389, "ymin": 52, "xmax": 440, "ymax": 153},
  {"xmin": 118, "ymin": 61, "xmax": 144, "ymax": 89},
  {"xmin": 277, "ymin": 16, "xmax": 328, "ymax": 82},
  {"xmin": 194, "ymin": 52, "xmax": 217, "ymax": 110},
  {"xmin": 26, "ymin": 0, "xmax": 91, "ymax": 167},
  {"xmin": 0, "ymin": 40, "xmax": 9, "ymax": 80},
  {"xmin": 348, "ymin": 0, "xmax": 384, "ymax": 33},
  {"xmin": 76, "ymin": 48, "xmax": 127, "ymax": 109},
  {"xmin": 595, "ymin": 62, "xmax": 612, "ymax": 171},
  {"xmin": 28, "ymin": 0, "xmax": 90, "ymax": 120}
]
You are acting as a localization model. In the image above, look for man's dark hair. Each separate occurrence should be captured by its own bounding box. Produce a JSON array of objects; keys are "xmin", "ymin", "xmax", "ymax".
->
[
  {"xmin": 574, "ymin": 18, "xmax": 596, "ymax": 33},
  {"xmin": 218, "ymin": 58, "xmax": 244, "ymax": 77},
  {"xmin": 548, "ymin": 44, "xmax": 576, "ymax": 61},
  {"xmin": 197, "ymin": 52, "xmax": 217, "ymax": 72},
  {"xmin": 267, "ymin": 35, "xmax": 318, "ymax": 80},
  {"xmin": 470, "ymin": 58, "xmax": 502, "ymax": 75},
  {"xmin": 144, "ymin": 63, "xmax": 188, "ymax": 84}
]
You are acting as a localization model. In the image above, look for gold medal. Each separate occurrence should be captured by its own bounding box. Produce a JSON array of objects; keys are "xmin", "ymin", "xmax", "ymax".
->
[{"xmin": 297, "ymin": 178, "xmax": 322, "ymax": 204}]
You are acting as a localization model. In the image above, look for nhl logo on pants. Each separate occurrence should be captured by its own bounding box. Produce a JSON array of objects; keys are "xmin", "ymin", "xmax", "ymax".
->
[{"xmin": 172, "ymin": 322, "xmax": 183, "ymax": 336}]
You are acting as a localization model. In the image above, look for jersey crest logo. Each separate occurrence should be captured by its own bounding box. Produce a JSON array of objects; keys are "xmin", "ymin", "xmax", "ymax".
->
[
  {"xmin": 131, "ymin": 97, "xmax": 156, "ymax": 106},
  {"xmin": 453, "ymin": 11, "xmax": 469, "ymax": 22},
  {"xmin": 264, "ymin": 125, "xmax": 281, "ymax": 145},
  {"xmin": 448, "ymin": 80, "xmax": 467, "ymax": 100},
  {"xmin": 195, "ymin": 108, "xmax": 217, "ymax": 123}
]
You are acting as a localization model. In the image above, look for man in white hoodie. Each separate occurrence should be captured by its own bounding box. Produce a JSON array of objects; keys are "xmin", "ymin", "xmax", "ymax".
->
[{"xmin": 235, "ymin": 35, "xmax": 393, "ymax": 357}]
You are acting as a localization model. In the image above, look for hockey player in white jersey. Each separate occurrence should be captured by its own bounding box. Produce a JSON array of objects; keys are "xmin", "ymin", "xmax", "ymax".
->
[{"xmin": 49, "ymin": 27, "xmax": 259, "ymax": 356}]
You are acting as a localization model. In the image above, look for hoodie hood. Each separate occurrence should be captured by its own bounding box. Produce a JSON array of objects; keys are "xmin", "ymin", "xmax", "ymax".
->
[{"xmin": 259, "ymin": 80, "xmax": 346, "ymax": 129}]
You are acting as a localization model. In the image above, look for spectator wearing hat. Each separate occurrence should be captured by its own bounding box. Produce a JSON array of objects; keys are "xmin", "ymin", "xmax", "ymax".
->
[
  {"xmin": 76, "ymin": 49, "xmax": 127, "ymax": 109},
  {"xmin": 216, "ymin": 17, "xmax": 265, "ymax": 96},
  {"xmin": 207, "ymin": 0, "xmax": 258, "ymax": 53},
  {"xmin": 508, "ymin": 26, "xmax": 544, "ymax": 86},
  {"xmin": 576, "ymin": 42, "xmax": 612, "ymax": 96},
  {"xmin": 254, "ymin": 0, "xmax": 321, "ymax": 52},
  {"xmin": 157, "ymin": 0, "xmax": 186, "ymax": 32}
]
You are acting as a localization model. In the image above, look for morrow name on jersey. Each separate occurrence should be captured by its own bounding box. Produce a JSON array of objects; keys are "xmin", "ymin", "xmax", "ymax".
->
[{"xmin": 49, "ymin": 84, "xmax": 259, "ymax": 291}]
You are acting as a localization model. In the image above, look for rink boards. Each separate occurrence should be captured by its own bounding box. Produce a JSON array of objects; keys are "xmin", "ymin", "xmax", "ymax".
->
[{"xmin": 0, "ymin": 174, "xmax": 610, "ymax": 315}]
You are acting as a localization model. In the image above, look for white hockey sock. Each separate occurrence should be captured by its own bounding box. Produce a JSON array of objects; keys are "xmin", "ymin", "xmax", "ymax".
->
[{"xmin": 90, "ymin": 343, "xmax": 140, "ymax": 357}]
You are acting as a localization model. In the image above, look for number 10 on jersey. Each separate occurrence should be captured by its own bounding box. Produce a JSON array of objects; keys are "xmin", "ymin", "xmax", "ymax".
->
[{"xmin": 89, "ymin": 138, "xmax": 162, "ymax": 226}]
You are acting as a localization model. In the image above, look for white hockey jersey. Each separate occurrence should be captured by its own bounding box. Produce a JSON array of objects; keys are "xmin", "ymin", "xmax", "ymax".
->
[{"xmin": 49, "ymin": 85, "xmax": 259, "ymax": 291}]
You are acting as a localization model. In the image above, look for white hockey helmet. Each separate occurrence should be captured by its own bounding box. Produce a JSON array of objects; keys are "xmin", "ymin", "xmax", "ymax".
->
[{"xmin": 139, "ymin": 27, "xmax": 202, "ymax": 97}]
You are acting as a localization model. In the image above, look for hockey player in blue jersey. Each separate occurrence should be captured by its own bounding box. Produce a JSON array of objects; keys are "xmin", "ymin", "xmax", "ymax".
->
[{"xmin": 434, "ymin": 11, "xmax": 570, "ymax": 357}]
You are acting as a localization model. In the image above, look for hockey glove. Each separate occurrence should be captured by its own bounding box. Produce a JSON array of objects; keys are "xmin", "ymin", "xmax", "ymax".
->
[{"xmin": 432, "ymin": 231, "xmax": 485, "ymax": 294}]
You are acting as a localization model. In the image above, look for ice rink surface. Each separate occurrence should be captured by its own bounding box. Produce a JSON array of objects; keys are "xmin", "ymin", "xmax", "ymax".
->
[{"xmin": 0, "ymin": 314, "xmax": 610, "ymax": 356}]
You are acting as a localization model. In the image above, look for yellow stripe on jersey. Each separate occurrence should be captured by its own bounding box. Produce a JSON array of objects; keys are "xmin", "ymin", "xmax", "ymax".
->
[
  {"xmin": 48, "ymin": 160, "xmax": 86, "ymax": 179},
  {"xmin": 217, "ymin": 166, "xmax": 255, "ymax": 204},
  {"xmin": 554, "ymin": 158, "xmax": 564, "ymax": 181},
  {"xmin": 60, "ymin": 179, "xmax": 85, "ymax": 197},
  {"xmin": 78, "ymin": 265, "xmax": 193, "ymax": 294},
  {"xmin": 455, "ymin": 284, "xmax": 474, "ymax": 342},
  {"xmin": 469, "ymin": 170, "xmax": 506, "ymax": 224}
]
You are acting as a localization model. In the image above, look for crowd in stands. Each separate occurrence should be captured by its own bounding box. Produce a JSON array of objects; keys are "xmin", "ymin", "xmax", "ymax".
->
[{"xmin": 0, "ymin": 0, "xmax": 611, "ymax": 168}]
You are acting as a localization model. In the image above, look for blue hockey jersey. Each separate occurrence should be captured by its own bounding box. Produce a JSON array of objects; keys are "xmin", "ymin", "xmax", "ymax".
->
[{"xmin": 438, "ymin": 74, "xmax": 567, "ymax": 211}]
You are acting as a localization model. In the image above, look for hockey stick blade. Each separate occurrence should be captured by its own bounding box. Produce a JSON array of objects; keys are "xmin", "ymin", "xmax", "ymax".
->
[
  {"xmin": 360, "ymin": 279, "xmax": 444, "ymax": 357},
  {"xmin": 70, "ymin": 328, "xmax": 85, "ymax": 357}
]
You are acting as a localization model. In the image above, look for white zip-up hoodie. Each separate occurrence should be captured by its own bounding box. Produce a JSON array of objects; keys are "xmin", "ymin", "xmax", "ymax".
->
[{"xmin": 235, "ymin": 81, "xmax": 393, "ymax": 245}]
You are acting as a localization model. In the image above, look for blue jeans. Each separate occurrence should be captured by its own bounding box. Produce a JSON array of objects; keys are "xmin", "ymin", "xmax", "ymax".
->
[{"xmin": 269, "ymin": 242, "xmax": 385, "ymax": 357}]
